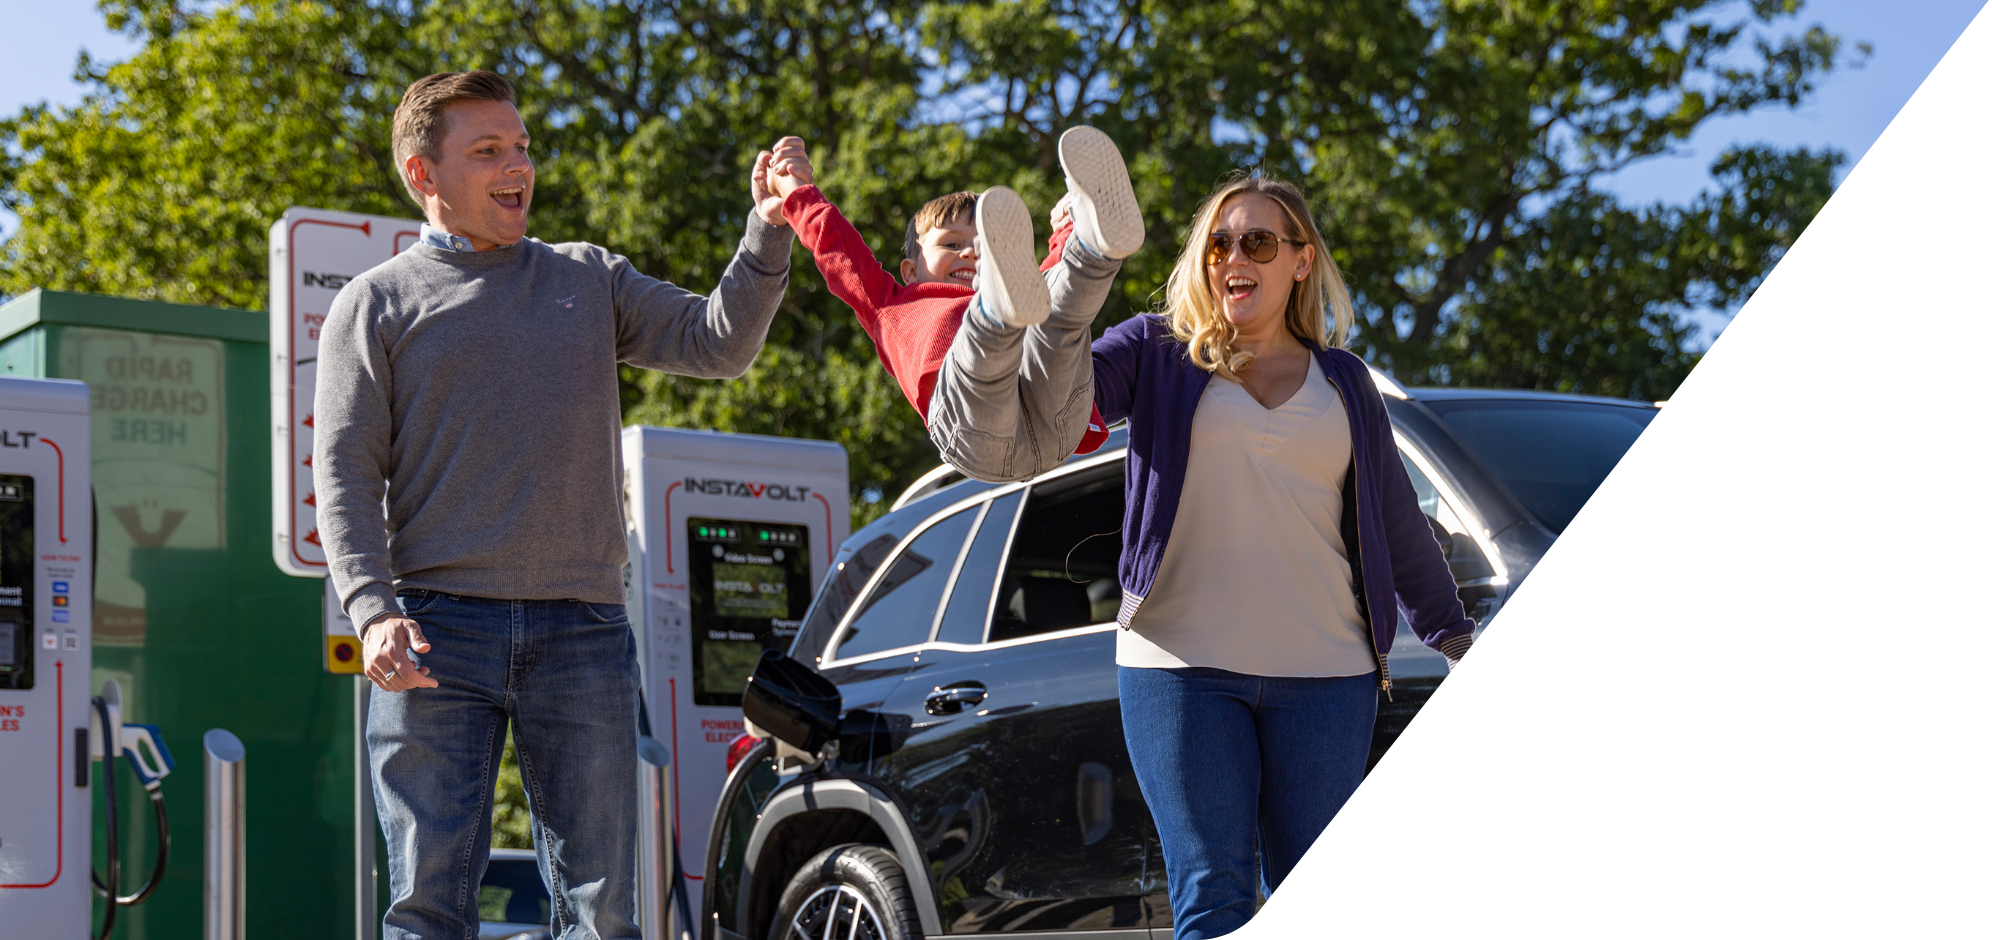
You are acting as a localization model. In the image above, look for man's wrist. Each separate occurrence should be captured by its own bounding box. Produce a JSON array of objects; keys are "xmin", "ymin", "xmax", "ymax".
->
[
  {"xmin": 742, "ymin": 213, "xmax": 796, "ymax": 266},
  {"xmin": 360, "ymin": 611, "xmax": 395, "ymax": 640}
]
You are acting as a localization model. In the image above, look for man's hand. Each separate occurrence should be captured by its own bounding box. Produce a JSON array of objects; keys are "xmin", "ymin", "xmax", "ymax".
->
[
  {"xmin": 363, "ymin": 615, "xmax": 438, "ymax": 692},
  {"xmin": 753, "ymin": 136, "xmax": 814, "ymax": 226}
]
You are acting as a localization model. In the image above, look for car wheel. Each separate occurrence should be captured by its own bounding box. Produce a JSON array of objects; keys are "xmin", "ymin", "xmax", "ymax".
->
[{"xmin": 768, "ymin": 844, "xmax": 922, "ymax": 940}]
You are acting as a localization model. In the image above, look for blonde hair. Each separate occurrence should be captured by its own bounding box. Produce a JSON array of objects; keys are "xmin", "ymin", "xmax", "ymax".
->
[{"xmin": 1161, "ymin": 176, "xmax": 1354, "ymax": 380}]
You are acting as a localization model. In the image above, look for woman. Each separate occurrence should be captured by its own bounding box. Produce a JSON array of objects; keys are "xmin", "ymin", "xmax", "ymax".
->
[{"xmin": 1083, "ymin": 175, "xmax": 1475, "ymax": 938}]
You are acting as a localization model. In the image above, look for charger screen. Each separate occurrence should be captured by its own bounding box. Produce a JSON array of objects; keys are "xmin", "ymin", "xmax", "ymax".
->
[
  {"xmin": 685, "ymin": 517, "xmax": 811, "ymax": 706},
  {"xmin": 0, "ymin": 473, "xmax": 32, "ymax": 690}
]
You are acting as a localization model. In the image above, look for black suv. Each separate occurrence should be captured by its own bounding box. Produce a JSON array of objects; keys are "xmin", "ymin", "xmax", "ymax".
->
[{"xmin": 703, "ymin": 381, "xmax": 1659, "ymax": 940}]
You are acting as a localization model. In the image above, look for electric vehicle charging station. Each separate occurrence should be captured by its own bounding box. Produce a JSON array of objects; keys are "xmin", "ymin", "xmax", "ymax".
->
[
  {"xmin": 0, "ymin": 376, "xmax": 179, "ymax": 938},
  {"xmin": 1, "ymin": 290, "xmax": 338, "ymax": 939},
  {"xmin": 622, "ymin": 426, "xmax": 848, "ymax": 922},
  {"xmin": 0, "ymin": 377, "xmax": 95, "ymax": 932}
]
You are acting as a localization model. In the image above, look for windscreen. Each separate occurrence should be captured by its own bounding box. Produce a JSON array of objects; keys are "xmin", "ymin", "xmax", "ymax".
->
[
  {"xmin": 1423, "ymin": 399, "xmax": 1657, "ymax": 534},
  {"xmin": 685, "ymin": 517, "xmax": 811, "ymax": 707},
  {"xmin": 0, "ymin": 474, "xmax": 33, "ymax": 690}
]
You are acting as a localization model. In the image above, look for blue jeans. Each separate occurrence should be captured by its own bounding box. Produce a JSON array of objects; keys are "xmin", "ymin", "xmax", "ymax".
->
[
  {"xmin": 1118, "ymin": 666, "xmax": 1378, "ymax": 940},
  {"xmin": 368, "ymin": 591, "xmax": 640, "ymax": 940}
]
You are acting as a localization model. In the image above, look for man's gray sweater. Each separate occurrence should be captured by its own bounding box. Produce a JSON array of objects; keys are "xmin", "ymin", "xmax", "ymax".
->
[{"xmin": 314, "ymin": 218, "xmax": 793, "ymax": 630}]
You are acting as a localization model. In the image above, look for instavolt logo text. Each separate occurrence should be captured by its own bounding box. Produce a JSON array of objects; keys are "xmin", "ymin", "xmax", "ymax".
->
[{"xmin": 684, "ymin": 478, "xmax": 812, "ymax": 501}]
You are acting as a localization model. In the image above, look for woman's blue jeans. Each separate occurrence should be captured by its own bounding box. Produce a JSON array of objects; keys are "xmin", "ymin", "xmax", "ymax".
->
[
  {"xmin": 1118, "ymin": 666, "xmax": 1378, "ymax": 940},
  {"xmin": 368, "ymin": 590, "xmax": 641, "ymax": 940}
]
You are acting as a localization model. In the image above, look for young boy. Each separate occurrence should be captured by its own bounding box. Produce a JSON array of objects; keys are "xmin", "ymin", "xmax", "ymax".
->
[{"xmin": 770, "ymin": 127, "xmax": 1145, "ymax": 480}]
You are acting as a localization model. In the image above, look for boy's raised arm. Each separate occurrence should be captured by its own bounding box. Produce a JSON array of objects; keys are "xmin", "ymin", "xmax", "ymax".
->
[{"xmin": 776, "ymin": 178, "xmax": 904, "ymax": 337}]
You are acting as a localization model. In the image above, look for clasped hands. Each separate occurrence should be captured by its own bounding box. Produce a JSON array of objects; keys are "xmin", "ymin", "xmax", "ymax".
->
[{"xmin": 752, "ymin": 136, "xmax": 816, "ymax": 227}]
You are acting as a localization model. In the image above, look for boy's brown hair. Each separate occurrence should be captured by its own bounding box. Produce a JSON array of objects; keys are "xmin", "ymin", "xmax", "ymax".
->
[
  {"xmin": 901, "ymin": 191, "xmax": 979, "ymax": 267},
  {"xmin": 391, "ymin": 70, "xmax": 518, "ymax": 207}
]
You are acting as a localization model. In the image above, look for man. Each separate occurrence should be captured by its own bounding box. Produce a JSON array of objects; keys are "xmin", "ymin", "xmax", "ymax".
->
[{"xmin": 314, "ymin": 69, "xmax": 806, "ymax": 939}]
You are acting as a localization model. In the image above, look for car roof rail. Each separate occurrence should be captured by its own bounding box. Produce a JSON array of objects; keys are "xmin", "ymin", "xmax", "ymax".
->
[
  {"xmin": 891, "ymin": 462, "xmax": 965, "ymax": 512},
  {"xmin": 1369, "ymin": 365, "xmax": 1412, "ymax": 400}
]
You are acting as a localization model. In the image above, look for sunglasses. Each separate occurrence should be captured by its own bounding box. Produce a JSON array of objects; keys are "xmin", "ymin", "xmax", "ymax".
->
[{"xmin": 1205, "ymin": 230, "xmax": 1306, "ymax": 265}]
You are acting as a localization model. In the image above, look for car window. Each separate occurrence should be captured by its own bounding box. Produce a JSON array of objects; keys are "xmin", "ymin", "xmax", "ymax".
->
[
  {"xmin": 1398, "ymin": 444, "xmax": 1496, "ymax": 586},
  {"xmin": 934, "ymin": 490, "xmax": 1023, "ymax": 646},
  {"xmin": 1399, "ymin": 441, "xmax": 1507, "ymax": 626},
  {"xmin": 1401, "ymin": 443, "xmax": 1443, "ymax": 519},
  {"xmin": 831, "ymin": 507, "xmax": 978, "ymax": 660},
  {"xmin": 790, "ymin": 532, "xmax": 899, "ymax": 662},
  {"xmin": 991, "ymin": 464, "xmax": 1124, "ymax": 643},
  {"xmin": 1422, "ymin": 399, "xmax": 1655, "ymax": 533},
  {"xmin": 478, "ymin": 855, "xmax": 551, "ymax": 926}
]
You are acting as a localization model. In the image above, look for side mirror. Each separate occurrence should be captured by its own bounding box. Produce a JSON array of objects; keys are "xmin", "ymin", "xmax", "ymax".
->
[{"xmin": 741, "ymin": 649, "xmax": 843, "ymax": 758}]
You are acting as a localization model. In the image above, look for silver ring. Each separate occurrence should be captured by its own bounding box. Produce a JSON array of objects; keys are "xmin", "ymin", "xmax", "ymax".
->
[{"xmin": 383, "ymin": 669, "xmax": 397, "ymax": 680}]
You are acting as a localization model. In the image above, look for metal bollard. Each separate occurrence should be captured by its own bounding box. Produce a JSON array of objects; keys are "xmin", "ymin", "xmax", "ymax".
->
[
  {"xmin": 204, "ymin": 728, "xmax": 246, "ymax": 940},
  {"xmin": 636, "ymin": 736, "xmax": 674, "ymax": 940},
  {"xmin": 355, "ymin": 678, "xmax": 379, "ymax": 940}
]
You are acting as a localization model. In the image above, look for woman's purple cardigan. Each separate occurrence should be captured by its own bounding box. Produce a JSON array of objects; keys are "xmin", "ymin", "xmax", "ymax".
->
[{"xmin": 1092, "ymin": 314, "xmax": 1475, "ymax": 690}]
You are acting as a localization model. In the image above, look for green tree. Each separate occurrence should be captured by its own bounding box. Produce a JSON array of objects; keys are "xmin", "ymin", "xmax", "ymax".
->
[
  {"xmin": 3, "ymin": 0, "xmax": 1858, "ymax": 499},
  {"xmin": 2, "ymin": 0, "xmax": 963, "ymax": 512},
  {"xmin": 925, "ymin": 0, "xmax": 1859, "ymax": 390},
  {"xmin": 0, "ymin": 0, "xmax": 414, "ymax": 308}
]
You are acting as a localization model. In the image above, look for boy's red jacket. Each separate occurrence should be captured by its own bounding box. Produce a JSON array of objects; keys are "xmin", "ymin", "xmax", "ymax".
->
[{"xmin": 781, "ymin": 184, "xmax": 1110, "ymax": 455}]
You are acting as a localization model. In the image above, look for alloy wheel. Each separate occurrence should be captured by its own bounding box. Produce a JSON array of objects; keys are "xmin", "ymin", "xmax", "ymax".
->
[{"xmin": 781, "ymin": 882, "xmax": 887, "ymax": 940}]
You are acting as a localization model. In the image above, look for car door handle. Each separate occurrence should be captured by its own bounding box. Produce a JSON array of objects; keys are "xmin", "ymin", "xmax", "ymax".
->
[{"xmin": 925, "ymin": 683, "xmax": 987, "ymax": 716}]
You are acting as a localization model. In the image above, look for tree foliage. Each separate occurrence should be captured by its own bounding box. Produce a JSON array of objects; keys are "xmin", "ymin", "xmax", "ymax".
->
[{"xmin": 3, "ymin": 0, "xmax": 1857, "ymax": 511}]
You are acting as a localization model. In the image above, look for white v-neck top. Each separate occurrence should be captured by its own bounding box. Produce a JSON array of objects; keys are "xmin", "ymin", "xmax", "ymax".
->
[{"xmin": 1119, "ymin": 356, "xmax": 1376, "ymax": 676}]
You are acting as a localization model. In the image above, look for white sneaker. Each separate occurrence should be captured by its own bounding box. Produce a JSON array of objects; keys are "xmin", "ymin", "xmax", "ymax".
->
[
  {"xmin": 1058, "ymin": 126, "xmax": 1145, "ymax": 260},
  {"xmin": 973, "ymin": 186, "xmax": 1051, "ymax": 328}
]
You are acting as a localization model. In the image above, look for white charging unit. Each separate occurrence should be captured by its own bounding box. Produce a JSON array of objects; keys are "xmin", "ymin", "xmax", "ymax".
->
[
  {"xmin": 622, "ymin": 426, "xmax": 848, "ymax": 918},
  {"xmin": 0, "ymin": 377, "xmax": 93, "ymax": 934}
]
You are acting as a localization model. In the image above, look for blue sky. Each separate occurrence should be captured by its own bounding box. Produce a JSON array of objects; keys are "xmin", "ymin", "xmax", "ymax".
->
[{"xmin": 2, "ymin": 0, "xmax": 1985, "ymax": 343}]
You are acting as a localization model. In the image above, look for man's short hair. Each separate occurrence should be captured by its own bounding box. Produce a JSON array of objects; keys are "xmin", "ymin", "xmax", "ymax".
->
[
  {"xmin": 391, "ymin": 70, "xmax": 518, "ymax": 206},
  {"xmin": 901, "ymin": 191, "xmax": 979, "ymax": 267}
]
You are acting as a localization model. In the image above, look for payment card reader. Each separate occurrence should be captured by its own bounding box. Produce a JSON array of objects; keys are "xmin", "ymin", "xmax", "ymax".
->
[
  {"xmin": 622, "ymin": 426, "xmax": 847, "ymax": 919},
  {"xmin": 0, "ymin": 377, "xmax": 93, "ymax": 934}
]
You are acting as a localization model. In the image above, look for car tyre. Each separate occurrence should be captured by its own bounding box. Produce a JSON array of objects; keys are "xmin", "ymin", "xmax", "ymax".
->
[{"xmin": 768, "ymin": 843, "xmax": 922, "ymax": 940}]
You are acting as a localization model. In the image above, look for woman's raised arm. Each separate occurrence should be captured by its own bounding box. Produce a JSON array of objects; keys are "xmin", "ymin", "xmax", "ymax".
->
[{"xmin": 1091, "ymin": 315, "xmax": 1149, "ymax": 425}]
